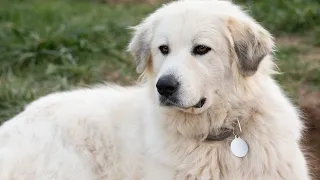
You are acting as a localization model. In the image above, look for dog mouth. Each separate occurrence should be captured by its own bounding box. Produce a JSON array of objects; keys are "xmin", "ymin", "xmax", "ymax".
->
[
  {"xmin": 192, "ymin": 98, "xmax": 207, "ymax": 108},
  {"xmin": 161, "ymin": 97, "xmax": 207, "ymax": 109}
]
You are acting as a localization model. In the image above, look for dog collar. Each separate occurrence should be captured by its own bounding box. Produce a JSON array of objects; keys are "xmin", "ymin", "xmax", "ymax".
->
[
  {"xmin": 205, "ymin": 119, "xmax": 249, "ymax": 157},
  {"xmin": 205, "ymin": 127, "xmax": 233, "ymax": 141}
]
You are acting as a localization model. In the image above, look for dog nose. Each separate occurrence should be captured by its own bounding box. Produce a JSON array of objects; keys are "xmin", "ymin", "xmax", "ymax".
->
[{"xmin": 156, "ymin": 75, "xmax": 180, "ymax": 97}]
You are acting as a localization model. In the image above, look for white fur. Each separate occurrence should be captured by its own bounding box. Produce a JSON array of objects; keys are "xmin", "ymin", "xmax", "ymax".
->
[{"xmin": 0, "ymin": 0, "xmax": 310, "ymax": 179}]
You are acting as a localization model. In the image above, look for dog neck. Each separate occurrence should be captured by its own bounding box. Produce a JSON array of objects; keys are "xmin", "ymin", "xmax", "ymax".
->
[
  {"xmin": 204, "ymin": 117, "xmax": 244, "ymax": 141},
  {"xmin": 205, "ymin": 127, "xmax": 233, "ymax": 141},
  {"xmin": 156, "ymin": 88, "xmax": 258, "ymax": 141}
]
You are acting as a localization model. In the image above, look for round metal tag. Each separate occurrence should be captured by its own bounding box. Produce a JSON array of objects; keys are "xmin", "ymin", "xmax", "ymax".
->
[{"xmin": 230, "ymin": 136, "xmax": 248, "ymax": 158}]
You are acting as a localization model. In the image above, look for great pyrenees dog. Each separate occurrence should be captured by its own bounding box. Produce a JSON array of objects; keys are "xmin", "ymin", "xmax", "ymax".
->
[{"xmin": 0, "ymin": 0, "xmax": 311, "ymax": 179}]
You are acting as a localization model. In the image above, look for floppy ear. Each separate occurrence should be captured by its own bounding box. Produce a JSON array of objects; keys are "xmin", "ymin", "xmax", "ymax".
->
[
  {"xmin": 227, "ymin": 17, "xmax": 274, "ymax": 76},
  {"xmin": 127, "ymin": 21, "xmax": 153, "ymax": 74}
]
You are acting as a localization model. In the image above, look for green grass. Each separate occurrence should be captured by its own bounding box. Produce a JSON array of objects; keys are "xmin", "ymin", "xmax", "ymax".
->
[
  {"xmin": 0, "ymin": 0, "xmax": 319, "ymax": 122},
  {"xmin": 235, "ymin": 0, "xmax": 320, "ymax": 35},
  {"xmin": 275, "ymin": 45, "xmax": 320, "ymax": 98},
  {"xmin": 0, "ymin": 0, "xmax": 158, "ymax": 121}
]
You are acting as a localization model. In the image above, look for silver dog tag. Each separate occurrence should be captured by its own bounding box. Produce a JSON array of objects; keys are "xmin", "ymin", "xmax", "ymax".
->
[{"xmin": 230, "ymin": 136, "xmax": 248, "ymax": 158}]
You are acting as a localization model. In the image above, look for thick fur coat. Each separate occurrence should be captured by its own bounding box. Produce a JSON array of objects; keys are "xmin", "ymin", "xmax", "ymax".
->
[{"xmin": 0, "ymin": 0, "xmax": 310, "ymax": 179}]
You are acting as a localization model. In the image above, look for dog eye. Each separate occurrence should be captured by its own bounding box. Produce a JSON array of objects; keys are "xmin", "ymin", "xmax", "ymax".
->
[
  {"xmin": 193, "ymin": 45, "xmax": 211, "ymax": 55},
  {"xmin": 159, "ymin": 45, "xmax": 170, "ymax": 55}
]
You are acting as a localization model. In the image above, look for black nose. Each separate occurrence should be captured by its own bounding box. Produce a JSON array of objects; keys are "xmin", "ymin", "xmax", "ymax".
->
[{"xmin": 156, "ymin": 75, "xmax": 180, "ymax": 97}]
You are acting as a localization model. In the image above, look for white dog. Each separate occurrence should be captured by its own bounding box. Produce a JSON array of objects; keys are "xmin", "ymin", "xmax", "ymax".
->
[{"xmin": 0, "ymin": 0, "xmax": 311, "ymax": 179}]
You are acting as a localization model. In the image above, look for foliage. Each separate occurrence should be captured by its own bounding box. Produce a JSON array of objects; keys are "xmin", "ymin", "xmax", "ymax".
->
[
  {"xmin": 0, "ymin": 0, "xmax": 319, "ymax": 122},
  {"xmin": 234, "ymin": 0, "xmax": 320, "ymax": 35}
]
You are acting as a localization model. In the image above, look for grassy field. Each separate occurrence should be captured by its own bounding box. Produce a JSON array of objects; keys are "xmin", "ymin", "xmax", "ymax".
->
[{"xmin": 0, "ymin": 0, "xmax": 319, "ymax": 123}]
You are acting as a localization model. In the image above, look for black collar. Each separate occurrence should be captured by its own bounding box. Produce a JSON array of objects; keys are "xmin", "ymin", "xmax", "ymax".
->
[{"xmin": 205, "ymin": 127, "xmax": 233, "ymax": 141}]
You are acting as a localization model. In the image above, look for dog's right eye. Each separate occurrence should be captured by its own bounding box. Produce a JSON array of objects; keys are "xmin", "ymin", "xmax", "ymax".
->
[
  {"xmin": 159, "ymin": 45, "xmax": 170, "ymax": 55},
  {"xmin": 193, "ymin": 45, "xmax": 211, "ymax": 56}
]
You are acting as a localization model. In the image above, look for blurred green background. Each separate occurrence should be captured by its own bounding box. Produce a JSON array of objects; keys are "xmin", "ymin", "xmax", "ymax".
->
[
  {"xmin": 0, "ymin": 0, "xmax": 319, "ymax": 177},
  {"xmin": 0, "ymin": 0, "xmax": 319, "ymax": 122}
]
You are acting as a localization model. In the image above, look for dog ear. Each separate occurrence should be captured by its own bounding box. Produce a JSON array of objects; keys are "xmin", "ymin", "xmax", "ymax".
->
[
  {"xmin": 227, "ymin": 17, "xmax": 274, "ymax": 76},
  {"xmin": 127, "ymin": 21, "xmax": 153, "ymax": 74}
]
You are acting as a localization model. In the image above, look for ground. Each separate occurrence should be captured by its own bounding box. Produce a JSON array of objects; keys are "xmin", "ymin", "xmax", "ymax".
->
[{"xmin": 0, "ymin": 0, "xmax": 319, "ymax": 178}]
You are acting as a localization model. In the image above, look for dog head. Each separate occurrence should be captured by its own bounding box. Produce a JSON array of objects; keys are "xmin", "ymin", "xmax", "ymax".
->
[{"xmin": 128, "ymin": 0, "xmax": 274, "ymax": 114}]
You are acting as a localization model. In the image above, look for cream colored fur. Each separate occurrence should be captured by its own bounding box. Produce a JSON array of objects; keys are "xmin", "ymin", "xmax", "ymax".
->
[{"xmin": 0, "ymin": 0, "xmax": 310, "ymax": 179}]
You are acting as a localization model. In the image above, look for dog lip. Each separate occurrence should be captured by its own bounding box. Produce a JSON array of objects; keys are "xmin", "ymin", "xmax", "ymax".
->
[
  {"xmin": 162, "ymin": 100, "xmax": 181, "ymax": 107},
  {"xmin": 192, "ymin": 98, "xmax": 206, "ymax": 108},
  {"xmin": 160, "ymin": 97, "xmax": 207, "ymax": 109},
  {"xmin": 161, "ymin": 98, "xmax": 186, "ymax": 109}
]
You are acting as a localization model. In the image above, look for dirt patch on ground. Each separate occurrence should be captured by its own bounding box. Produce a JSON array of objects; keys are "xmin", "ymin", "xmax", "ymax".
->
[
  {"xmin": 276, "ymin": 36, "xmax": 320, "ymax": 64},
  {"xmin": 276, "ymin": 36, "xmax": 302, "ymax": 46},
  {"xmin": 299, "ymin": 92, "xmax": 320, "ymax": 179},
  {"xmin": 300, "ymin": 48, "xmax": 320, "ymax": 64}
]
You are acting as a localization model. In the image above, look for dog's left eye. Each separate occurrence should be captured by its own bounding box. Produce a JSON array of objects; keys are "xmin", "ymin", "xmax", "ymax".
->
[
  {"xmin": 159, "ymin": 45, "xmax": 170, "ymax": 55},
  {"xmin": 193, "ymin": 45, "xmax": 211, "ymax": 55}
]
